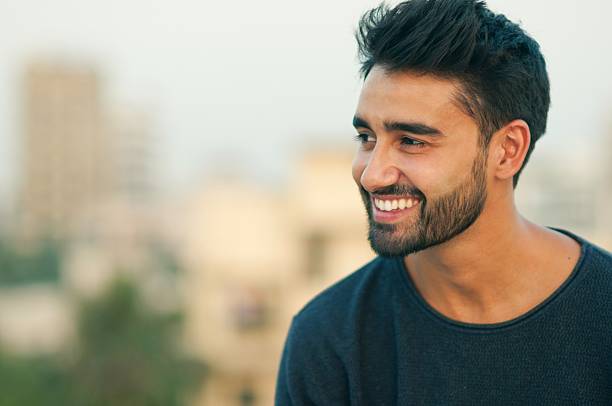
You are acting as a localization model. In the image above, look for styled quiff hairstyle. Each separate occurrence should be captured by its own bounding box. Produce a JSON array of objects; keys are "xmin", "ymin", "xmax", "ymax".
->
[{"xmin": 356, "ymin": 0, "xmax": 550, "ymax": 186}]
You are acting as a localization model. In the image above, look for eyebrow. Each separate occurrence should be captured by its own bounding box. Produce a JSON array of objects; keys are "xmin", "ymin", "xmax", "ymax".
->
[{"xmin": 352, "ymin": 115, "xmax": 443, "ymax": 137}]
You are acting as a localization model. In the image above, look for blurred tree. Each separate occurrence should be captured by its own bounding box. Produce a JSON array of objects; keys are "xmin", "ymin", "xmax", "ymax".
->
[
  {"xmin": 0, "ymin": 276, "xmax": 206, "ymax": 406},
  {"xmin": 67, "ymin": 277, "xmax": 207, "ymax": 406},
  {"xmin": 0, "ymin": 236, "xmax": 63, "ymax": 286},
  {"xmin": 0, "ymin": 351, "xmax": 70, "ymax": 406}
]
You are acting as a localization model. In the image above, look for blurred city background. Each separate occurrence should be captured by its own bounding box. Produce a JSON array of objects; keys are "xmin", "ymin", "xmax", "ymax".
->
[{"xmin": 0, "ymin": 0, "xmax": 610, "ymax": 405}]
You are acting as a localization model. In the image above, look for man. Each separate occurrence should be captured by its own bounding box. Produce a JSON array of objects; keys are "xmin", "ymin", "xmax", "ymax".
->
[{"xmin": 275, "ymin": 0, "xmax": 612, "ymax": 404}]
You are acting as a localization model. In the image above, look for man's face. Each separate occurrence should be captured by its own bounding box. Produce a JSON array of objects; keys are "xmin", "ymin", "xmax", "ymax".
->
[{"xmin": 352, "ymin": 67, "xmax": 489, "ymax": 257}]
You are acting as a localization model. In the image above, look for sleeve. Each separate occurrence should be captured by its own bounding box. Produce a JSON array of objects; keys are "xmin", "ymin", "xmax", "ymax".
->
[{"xmin": 275, "ymin": 315, "xmax": 350, "ymax": 406}]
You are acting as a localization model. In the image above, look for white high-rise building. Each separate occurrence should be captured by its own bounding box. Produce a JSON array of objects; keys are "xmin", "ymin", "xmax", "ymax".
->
[{"xmin": 16, "ymin": 61, "xmax": 111, "ymax": 241}]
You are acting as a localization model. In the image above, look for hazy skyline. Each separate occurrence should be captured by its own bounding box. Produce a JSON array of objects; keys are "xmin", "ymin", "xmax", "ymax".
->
[{"xmin": 1, "ymin": 0, "xmax": 611, "ymax": 212}]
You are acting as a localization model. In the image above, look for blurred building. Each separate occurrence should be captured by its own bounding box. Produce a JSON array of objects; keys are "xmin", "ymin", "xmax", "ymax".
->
[
  {"xmin": 15, "ymin": 61, "xmax": 156, "ymax": 243},
  {"xmin": 106, "ymin": 107, "xmax": 156, "ymax": 201},
  {"xmin": 0, "ymin": 285, "xmax": 74, "ymax": 354},
  {"xmin": 16, "ymin": 61, "xmax": 112, "ymax": 241}
]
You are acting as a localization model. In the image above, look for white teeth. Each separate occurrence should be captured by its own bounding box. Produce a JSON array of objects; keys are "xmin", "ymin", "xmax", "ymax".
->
[{"xmin": 374, "ymin": 197, "xmax": 419, "ymax": 211}]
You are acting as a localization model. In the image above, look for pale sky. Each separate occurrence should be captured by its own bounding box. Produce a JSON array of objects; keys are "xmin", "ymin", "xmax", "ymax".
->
[{"xmin": 1, "ymin": 0, "xmax": 611, "ymax": 210}]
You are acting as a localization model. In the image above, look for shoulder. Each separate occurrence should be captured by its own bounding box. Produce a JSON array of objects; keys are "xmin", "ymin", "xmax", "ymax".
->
[
  {"xmin": 553, "ymin": 228, "xmax": 612, "ymax": 279},
  {"xmin": 280, "ymin": 257, "xmax": 396, "ymax": 392},
  {"xmin": 581, "ymin": 239, "xmax": 612, "ymax": 290},
  {"xmin": 276, "ymin": 256, "xmax": 398, "ymax": 404},
  {"xmin": 585, "ymin": 241, "xmax": 612, "ymax": 271},
  {"xmin": 563, "ymin": 232, "xmax": 612, "ymax": 313},
  {"xmin": 290, "ymin": 255, "xmax": 397, "ymax": 340},
  {"xmin": 571, "ymin": 229, "xmax": 612, "ymax": 278}
]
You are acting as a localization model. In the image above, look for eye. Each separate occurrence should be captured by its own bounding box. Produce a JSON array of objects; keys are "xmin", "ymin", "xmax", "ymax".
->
[
  {"xmin": 354, "ymin": 133, "xmax": 376, "ymax": 144},
  {"xmin": 401, "ymin": 137, "xmax": 426, "ymax": 148}
]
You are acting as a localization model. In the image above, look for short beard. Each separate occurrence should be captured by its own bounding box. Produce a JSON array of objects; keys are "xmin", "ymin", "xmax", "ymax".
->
[{"xmin": 359, "ymin": 149, "xmax": 488, "ymax": 257}]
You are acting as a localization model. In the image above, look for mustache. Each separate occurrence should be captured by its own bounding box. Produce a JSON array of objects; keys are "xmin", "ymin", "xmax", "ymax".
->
[{"xmin": 361, "ymin": 184, "xmax": 425, "ymax": 200}]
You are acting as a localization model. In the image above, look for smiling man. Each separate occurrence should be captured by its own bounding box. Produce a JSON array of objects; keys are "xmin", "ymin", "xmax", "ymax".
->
[{"xmin": 275, "ymin": 1, "xmax": 612, "ymax": 405}]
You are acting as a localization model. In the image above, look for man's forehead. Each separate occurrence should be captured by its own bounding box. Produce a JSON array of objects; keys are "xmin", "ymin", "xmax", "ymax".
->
[
  {"xmin": 360, "ymin": 67, "xmax": 461, "ymax": 104},
  {"xmin": 356, "ymin": 67, "xmax": 473, "ymax": 129}
]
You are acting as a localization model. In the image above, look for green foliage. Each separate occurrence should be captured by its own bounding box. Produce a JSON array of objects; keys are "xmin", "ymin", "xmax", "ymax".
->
[
  {"xmin": 0, "ymin": 277, "xmax": 207, "ymax": 406},
  {"xmin": 0, "ymin": 237, "xmax": 62, "ymax": 286},
  {"xmin": 0, "ymin": 352, "xmax": 71, "ymax": 406},
  {"xmin": 68, "ymin": 277, "xmax": 207, "ymax": 406}
]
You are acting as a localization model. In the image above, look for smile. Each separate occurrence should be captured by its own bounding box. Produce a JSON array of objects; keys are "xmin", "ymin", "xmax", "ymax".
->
[
  {"xmin": 371, "ymin": 195, "xmax": 421, "ymax": 223},
  {"xmin": 373, "ymin": 196, "xmax": 420, "ymax": 211}
]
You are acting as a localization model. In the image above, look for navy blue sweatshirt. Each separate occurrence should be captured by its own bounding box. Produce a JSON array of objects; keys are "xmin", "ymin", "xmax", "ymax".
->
[{"xmin": 275, "ymin": 230, "xmax": 612, "ymax": 405}]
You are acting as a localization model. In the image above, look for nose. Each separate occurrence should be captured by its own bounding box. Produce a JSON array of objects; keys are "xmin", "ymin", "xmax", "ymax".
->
[{"xmin": 359, "ymin": 145, "xmax": 401, "ymax": 193}]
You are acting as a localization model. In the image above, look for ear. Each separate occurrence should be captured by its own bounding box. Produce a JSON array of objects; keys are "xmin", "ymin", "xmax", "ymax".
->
[{"xmin": 489, "ymin": 119, "xmax": 531, "ymax": 183}]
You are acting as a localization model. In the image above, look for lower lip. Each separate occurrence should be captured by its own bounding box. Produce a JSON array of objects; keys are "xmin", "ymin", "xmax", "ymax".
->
[{"xmin": 372, "ymin": 199, "xmax": 420, "ymax": 223}]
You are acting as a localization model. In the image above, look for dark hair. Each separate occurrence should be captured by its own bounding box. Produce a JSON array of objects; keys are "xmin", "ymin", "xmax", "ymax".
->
[{"xmin": 356, "ymin": 0, "xmax": 550, "ymax": 186}]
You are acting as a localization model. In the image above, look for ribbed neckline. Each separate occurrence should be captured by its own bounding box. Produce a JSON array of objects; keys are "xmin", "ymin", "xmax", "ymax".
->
[{"xmin": 394, "ymin": 228, "xmax": 591, "ymax": 334}]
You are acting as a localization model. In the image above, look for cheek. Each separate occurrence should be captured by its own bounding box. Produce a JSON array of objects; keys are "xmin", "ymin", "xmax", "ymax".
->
[
  {"xmin": 404, "ymin": 153, "xmax": 468, "ymax": 197},
  {"xmin": 432, "ymin": 150, "xmax": 481, "ymax": 194},
  {"xmin": 396, "ymin": 157, "xmax": 437, "ymax": 194}
]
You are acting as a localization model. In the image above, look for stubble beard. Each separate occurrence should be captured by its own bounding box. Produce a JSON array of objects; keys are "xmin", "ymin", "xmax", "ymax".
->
[{"xmin": 359, "ymin": 149, "xmax": 488, "ymax": 257}]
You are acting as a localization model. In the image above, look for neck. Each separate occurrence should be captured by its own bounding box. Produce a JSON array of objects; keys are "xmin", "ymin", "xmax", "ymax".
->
[{"xmin": 404, "ymin": 194, "xmax": 580, "ymax": 324}]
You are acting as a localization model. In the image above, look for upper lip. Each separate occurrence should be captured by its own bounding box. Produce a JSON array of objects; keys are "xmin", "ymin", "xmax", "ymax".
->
[{"xmin": 371, "ymin": 194, "xmax": 421, "ymax": 201}]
